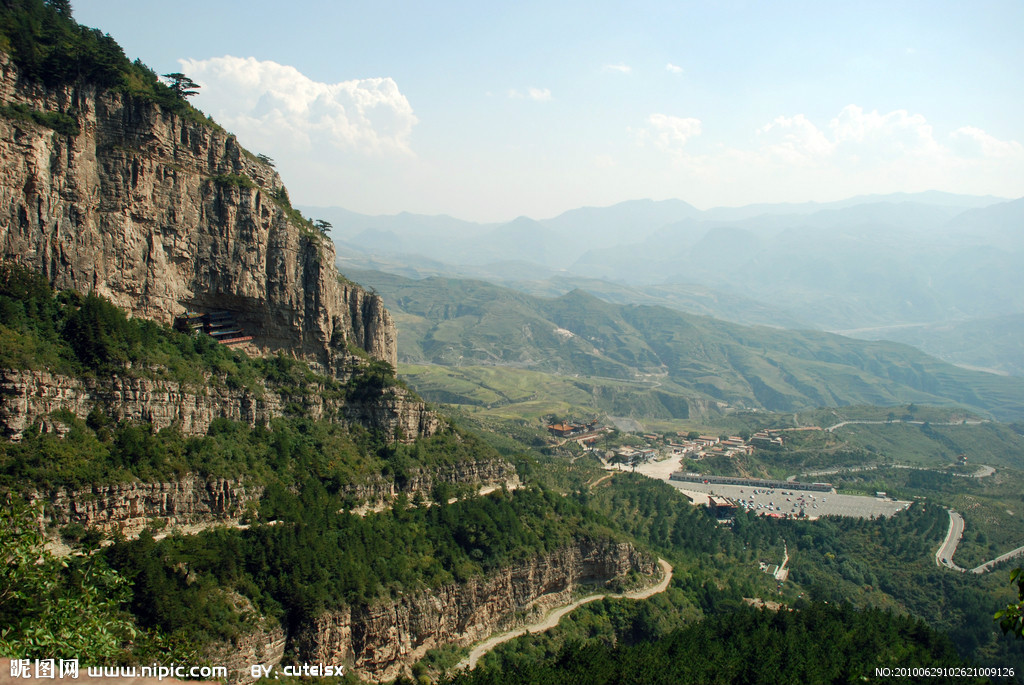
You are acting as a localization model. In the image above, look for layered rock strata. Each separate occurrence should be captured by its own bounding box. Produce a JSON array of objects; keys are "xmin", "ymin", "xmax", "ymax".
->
[
  {"xmin": 32, "ymin": 455, "xmax": 517, "ymax": 539},
  {"xmin": 0, "ymin": 368, "xmax": 440, "ymax": 442},
  {"xmin": 34, "ymin": 474, "xmax": 262, "ymax": 538}
]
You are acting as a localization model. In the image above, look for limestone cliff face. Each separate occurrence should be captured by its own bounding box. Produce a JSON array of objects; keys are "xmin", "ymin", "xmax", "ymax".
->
[
  {"xmin": 0, "ymin": 368, "xmax": 440, "ymax": 442},
  {"xmin": 32, "ymin": 456, "xmax": 517, "ymax": 539},
  {"xmin": 339, "ymin": 459, "xmax": 519, "ymax": 508},
  {"xmin": 0, "ymin": 52, "xmax": 394, "ymax": 372},
  {"xmin": 34, "ymin": 474, "xmax": 263, "ymax": 539},
  {"xmin": 293, "ymin": 538, "xmax": 656, "ymax": 682}
]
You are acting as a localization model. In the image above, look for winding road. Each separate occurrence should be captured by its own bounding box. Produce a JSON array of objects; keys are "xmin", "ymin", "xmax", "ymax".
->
[
  {"xmin": 788, "ymin": 463, "xmax": 995, "ymax": 483},
  {"xmin": 824, "ymin": 418, "xmax": 988, "ymax": 432},
  {"xmin": 936, "ymin": 510, "xmax": 966, "ymax": 571},
  {"xmin": 935, "ymin": 508, "xmax": 1024, "ymax": 574},
  {"xmin": 456, "ymin": 558, "xmax": 673, "ymax": 671}
]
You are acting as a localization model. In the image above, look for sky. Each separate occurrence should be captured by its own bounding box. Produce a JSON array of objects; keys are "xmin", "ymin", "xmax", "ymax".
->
[{"xmin": 74, "ymin": 0, "xmax": 1024, "ymax": 223}]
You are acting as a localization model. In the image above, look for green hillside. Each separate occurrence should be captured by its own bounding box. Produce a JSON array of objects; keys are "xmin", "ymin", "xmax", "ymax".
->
[{"xmin": 348, "ymin": 270, "xmax": 1024, "ymax": 422}]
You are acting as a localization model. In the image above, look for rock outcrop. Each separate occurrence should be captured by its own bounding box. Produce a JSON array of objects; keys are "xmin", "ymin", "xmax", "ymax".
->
[
  {"xmin": 0, "ymin": 52, "xmax": 394, "ymax": 374},
  {"xmin": 0, "ymin": 368, "xmax": 440, "ymax": 442},
  {"xmin": 32, "ymin": 456, "xmax": 518, "ymax": 539},
  {"xmin": 207, "ymin": 594, "xmax": 287, "ymax": 683},
  {"xmin": 34, "ymin": 474, "xmax": 262, "ymax": 538},
  {"xmin": 293, "ymin": 538, "xmax": 656, "ymax": 682},
  {"xmin": 340, "ymin": 459, "xmax": 520, "ymax": 508}
]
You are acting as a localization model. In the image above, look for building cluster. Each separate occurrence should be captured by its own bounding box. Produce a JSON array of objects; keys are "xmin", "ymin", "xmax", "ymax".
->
[
  {"xmin": 590, "ymin": 428, "xmax": 792, "ymax": 468},
  {"xmin": 609, "ymin": 446, "xmax": 659, "ymax": 465},
  {"xmin": 750, "ymin": 430, "xmax": 785, "ymax": 449},
  {"xmin": 666, "ymin": 433, "xmax": 767, "ymax": 460},
  {"xmin": 546, "ymin": 418, "xmax": 607, "ymax": 446}
]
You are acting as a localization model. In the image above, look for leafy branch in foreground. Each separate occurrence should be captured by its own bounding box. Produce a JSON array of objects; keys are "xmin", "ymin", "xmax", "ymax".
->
[
  {"xmin": 0, "ymin": 494, "xmax": 202, "ymax": 664},
  {"xmin": 0, "ymin": 495, "xmax": 138, "ymax": 661},
  {"xmin": 995, "ymin": 566, "xmax": 1024, "ymax": 639}
]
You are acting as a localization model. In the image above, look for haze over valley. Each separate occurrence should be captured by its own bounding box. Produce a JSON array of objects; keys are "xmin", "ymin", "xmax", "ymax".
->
[{"xmin": 311, "ymin": 192, "xmax": 1024, "ymax": 379}]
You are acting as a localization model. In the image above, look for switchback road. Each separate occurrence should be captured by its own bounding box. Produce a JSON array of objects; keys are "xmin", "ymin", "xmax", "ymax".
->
[{"xmin": 457, "ymin": 558, "xmax": 673, "ymax": 671}]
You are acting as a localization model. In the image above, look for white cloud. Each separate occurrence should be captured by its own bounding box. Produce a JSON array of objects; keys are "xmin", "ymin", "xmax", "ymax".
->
[
  {"xmin": 180, "ymin": 56, "xmax": 417, "ymax": 156},
  {"xmin": 758, "ymin": 114, "xmax": 835, "ymax": 165},
  {"xmin": 509, "ymin": 87, "xmax": 552, "ymax": 101},
  {"xmin": 528, "ymin": 87, "xmax": 552, "ymax": 102},
  {"xmin": 949, "ymin": 126, "xmax": 1024, "ymax": 159},
  {"xmin": 828, "ymin": 105, "xmax": 942, "ymax": 159},
  {"xmin": 638, "ymin": 114, "xmax": 702, "ymax": 155},
  {"xmin": 603, "ymin": 63, "xmax": 632, "ymax": 74},
  {"xmin": 636, "ymin": 105, "xmax": 1023, "ymax": 209},
  {"xmin": 754, "ymin": 106, "xmax": 954, "ymax": 166},
  {"xmin": 665, "ymin": 63, "xmax": 684, "ymax": 74}
]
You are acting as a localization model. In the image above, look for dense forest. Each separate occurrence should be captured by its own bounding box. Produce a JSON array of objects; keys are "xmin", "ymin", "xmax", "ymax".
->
[
  {"xmin": 452, "ymin": 602, "xmax": 975, "ymax": 685},
  {"xmin": 103, "ymin": 486, "xmax": 628, "ymax": 645}
]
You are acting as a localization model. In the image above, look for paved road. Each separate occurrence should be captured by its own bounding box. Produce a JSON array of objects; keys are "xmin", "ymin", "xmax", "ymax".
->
[
  {"xmin": 789, "ymin": 462, "xmax": 995, "ymax": 483},
  {"xmin": 775, "ymin": 542, "xmax": 790, "ymax": 582},
  {"xmin": 825, "ymin": 419, "xmax": 988, "ymax": 432},
  {"xmin": 960, "ymin": 465, "xmax": 995, "ymax": 479},
  {"xmin": 972, "ymin": 545, "xmax": 1024, "ymax": 574},
  {"xmin": 457, "ymin": 558, "xmax": 673, "ymax": 671},
  {"xmin": 934, "ymin": 509, "xmax": 1024, "ymax": 574},
  {"xmin": 936, "ymin": 510, "xmax": 967, "ymax": 571}
]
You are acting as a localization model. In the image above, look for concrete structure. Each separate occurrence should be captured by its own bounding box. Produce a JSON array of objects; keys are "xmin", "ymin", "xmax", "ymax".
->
[
  {"xmin": 707, "ymin": 495, "xmax": 738, "ymax": 519},
  {"xmin": 670, "ymin": 472, "xmax": 833, "ymax": 493}
]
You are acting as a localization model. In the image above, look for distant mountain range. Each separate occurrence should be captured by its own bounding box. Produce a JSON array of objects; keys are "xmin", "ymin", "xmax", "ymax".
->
[
  {"xmin": 344, "ymin": 269, "xmax": 1024, "ymax": 422},
  {"xmin": 304, "ymin": 192, "xmax": 1024, "ymax": 377}
]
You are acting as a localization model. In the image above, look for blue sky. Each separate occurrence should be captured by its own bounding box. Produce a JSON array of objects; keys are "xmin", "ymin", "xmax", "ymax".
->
[{"xmin": 75, "ymin": 1, "xmax": 1024, "ymax": 222}]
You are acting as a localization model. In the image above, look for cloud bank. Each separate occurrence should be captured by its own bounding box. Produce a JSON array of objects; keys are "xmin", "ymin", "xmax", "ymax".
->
[
  {"xmin": 634, "ymin": 105, "xmax": 1023, "ymax": 207},
  {"xmin": 180, "ymin": 56, "xmax": 418, "ymax": 156}
]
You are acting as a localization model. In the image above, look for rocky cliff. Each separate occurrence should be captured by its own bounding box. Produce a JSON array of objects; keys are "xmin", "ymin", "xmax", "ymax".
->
[
  {"xmin": 32, "ymin": 457, "xmax": 518, "ymax": 540},
  {"xmin": 0, "ymin": 52, "xmax": 394, "ymax": 374},
  {"xmin": 293, "ymin": 538, "xmax": 656, "ymax": 682},
  {"xmin": 0, "ymin": 368, "xmax": 440, "ymax": 442},
  {"xmin": 34, "ymin": 473, "xmax": 263, "ymax": 539}
]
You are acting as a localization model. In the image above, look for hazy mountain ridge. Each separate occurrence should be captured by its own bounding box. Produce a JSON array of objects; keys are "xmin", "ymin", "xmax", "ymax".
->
[
  {"xmin": 311, "ymin": 192, "xmax": 1023, "ymax": 375},
  {"xmin": 839, "ymin": 313, "xmax": 1024, "ymax": 377},
  {"xmin": 345, "ymin": 269, "xmax": 1024, "ymax": 421}
]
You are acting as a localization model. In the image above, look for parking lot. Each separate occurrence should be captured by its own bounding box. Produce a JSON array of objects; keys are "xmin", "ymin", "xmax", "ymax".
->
[{"xmin": 664, "ymin": 479, "xmax": 910, "ymax": 519}]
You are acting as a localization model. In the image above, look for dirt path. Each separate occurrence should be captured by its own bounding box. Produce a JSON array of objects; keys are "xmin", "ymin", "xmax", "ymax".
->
[{"xmin": 457, "ymin": 558, "xmax": 673, "ymax": 671}]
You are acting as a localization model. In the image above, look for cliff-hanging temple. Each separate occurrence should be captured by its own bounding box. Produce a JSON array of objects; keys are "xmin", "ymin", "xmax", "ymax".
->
[{"xmin": 175, "ymin": 309, "xmax": 253, "ymax": 346}]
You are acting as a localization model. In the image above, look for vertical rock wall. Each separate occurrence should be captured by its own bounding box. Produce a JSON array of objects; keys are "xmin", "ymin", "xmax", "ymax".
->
[{"xmin": 0, "ymin": 53, "xmax": 395, "ymax": 373}]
